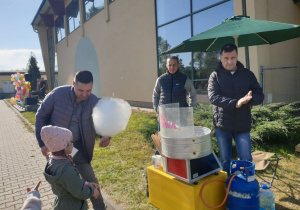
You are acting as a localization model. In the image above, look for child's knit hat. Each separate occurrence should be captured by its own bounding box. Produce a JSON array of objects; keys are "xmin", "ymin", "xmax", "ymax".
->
[{"xmin": 41, "ymin": 125, "xmax": 72, "ymax": 152}]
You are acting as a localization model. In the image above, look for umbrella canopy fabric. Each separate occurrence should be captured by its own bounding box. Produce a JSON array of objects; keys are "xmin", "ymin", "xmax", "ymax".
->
[{"xmin": 163, "ymin": 15, "xmax": 300, "ymax": 54}]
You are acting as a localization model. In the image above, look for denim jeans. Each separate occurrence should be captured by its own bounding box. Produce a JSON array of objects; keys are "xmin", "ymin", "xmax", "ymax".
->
[
  {"xmin": 215, "ymin": 128, "xmax": 252, "ymax": 175},
  {"xmin": 73, "ymin": 151, "xmax": 106, "ymax": 210}
]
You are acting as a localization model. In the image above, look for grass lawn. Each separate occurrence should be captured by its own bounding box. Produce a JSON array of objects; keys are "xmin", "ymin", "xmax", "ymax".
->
[{"xmin": 19, "ymin": 104, "xmax": 300, "ymax": 210}]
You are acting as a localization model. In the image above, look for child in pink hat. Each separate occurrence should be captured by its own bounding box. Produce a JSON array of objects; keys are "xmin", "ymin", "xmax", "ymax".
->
[{"xmin": 41, "ymin": 125, "xmax": 100, "ymax": 210}]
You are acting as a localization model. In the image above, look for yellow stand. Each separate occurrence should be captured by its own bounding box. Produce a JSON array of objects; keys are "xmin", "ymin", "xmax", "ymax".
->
[{"xmin": 148, "ymin": 166, "xmax": 227, "ymax": 210}]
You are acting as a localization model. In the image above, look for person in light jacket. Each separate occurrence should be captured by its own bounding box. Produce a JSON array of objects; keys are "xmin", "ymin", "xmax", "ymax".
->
[{"xmin": 35, "ymin": 70, "xmax": 109, "ymax": 210}]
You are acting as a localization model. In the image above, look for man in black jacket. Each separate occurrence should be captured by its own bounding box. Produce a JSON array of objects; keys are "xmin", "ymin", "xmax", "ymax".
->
[
  {"xmin": 208, "ymin": 44, "xmax": 264, "ymax": 175},
  {"xmin": 152, "ymin": 56, "xmax": 197, "ymax": 154},
  {"xmin": 39, "ymin": 77, "xmax": 46, "ymax": 99},
  {"xmin": 153, "ymin": 56, "xmax": 197, "ymax": 114}
]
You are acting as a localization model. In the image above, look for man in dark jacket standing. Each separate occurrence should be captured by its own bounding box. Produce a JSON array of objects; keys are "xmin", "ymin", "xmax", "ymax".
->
[
  {"xmin": 35, "ymin": 70, "xmax": 109, "ymax": 210},
  {"xmin": 153, "ymin": 56, "xmax": 197, "ymax": 116},
  {"xmin": 39, "ymin": 77, "xmax": 46, "ymax": 99},
  {"xmin": 208, "ymin": 44, "xmax": 264, "ymax": 175},
  {"xmin": 152, "ymin": 56, "xmax": 197, "ymax": 154}
]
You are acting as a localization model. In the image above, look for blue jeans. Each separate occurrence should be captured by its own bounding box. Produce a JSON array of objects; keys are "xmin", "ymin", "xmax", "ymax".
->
[{"xmin": 215, "ymin": 128, "xmax": 252, "ymax": 175}]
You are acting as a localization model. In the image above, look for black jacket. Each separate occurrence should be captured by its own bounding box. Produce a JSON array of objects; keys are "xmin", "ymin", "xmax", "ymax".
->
[
  {"xmin": 159, "ymin": 71, "xmax": 188, "ymax": 107},
  {"xmin": 208, "ymin": 61, "xmax": 264, "ymax": 133},
  {"xmin": 152, "ymin": 70, "xmax": 197, "ymax": 113}
]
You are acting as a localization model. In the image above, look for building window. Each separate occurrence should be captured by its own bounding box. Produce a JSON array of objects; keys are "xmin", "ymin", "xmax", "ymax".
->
[
  {"xmin": 66, "ymin": 0, "xmax": 80, "ymax": 34},
  {"xmin": 108, "ymin": 0, "xmax": 115, "ymax": 4},
  {"xmin": 156, "ymin": 0, "xmax": 190, "ymax": 26},
  {"xmin": 157, "ymin": 17, "xmax": 192, "ymax": 77},
  {"xmin": 192, "ymin": 0, "xmax": 227, "ymax": 12},
  {"xmin": 55, "ymin": 16, "xmax": 65, "ymax": 43},
  {"xmin": 156, "ymin": 0, "xmax": 234, "ymax": 91},
  {"xmin": 83, "ymin": 0, "xmax": 104, "ymax": 22}
]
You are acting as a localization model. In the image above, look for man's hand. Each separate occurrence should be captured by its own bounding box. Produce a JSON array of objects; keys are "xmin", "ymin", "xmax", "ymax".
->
[
  {"xmin": 87, "ymin": 182, "xmax": 99, "ymax": 190},
  {"xmin": 99, "ymin": 136, "xmax": 111, "ymax": 147},
  {"xmin": 41, "ymin": 145, "xmax": 50, "ymax": 156},
  {"xmin": 93, "ymin": 188, "xmax": 100, "ymax": 199},
  {"xmin": 236, "ymin": 91, "xmax": 252, "ymax": 108},
  {"xmin": 86, "ymin": 182, "xmax": 100, "ymax": 198}
]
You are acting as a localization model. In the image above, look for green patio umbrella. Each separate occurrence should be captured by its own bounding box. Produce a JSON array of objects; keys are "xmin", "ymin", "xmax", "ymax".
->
[{"xmin": 163, "ymin": 15, "xmax": 300, "ymax": 54}]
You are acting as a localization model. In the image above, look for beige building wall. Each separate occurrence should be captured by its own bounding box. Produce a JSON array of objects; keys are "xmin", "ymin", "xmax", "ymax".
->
[
  {"xmin": 57, "ymin": 0, "xmax": 157, "ymax": 105},
  {"xmin": 234, "ymin": 0, "xmax": 300, "ymax": 104},
  {"xmin": 234, "ymin": 0, "xmax": 300, "ymax": 70},
  {"xmin": 34, "ymin": 0, "xmax": 299, "ymax": 105},
  {"xmin": 256, "ymin": 0, "xmax": 300, "ymax": 66}
]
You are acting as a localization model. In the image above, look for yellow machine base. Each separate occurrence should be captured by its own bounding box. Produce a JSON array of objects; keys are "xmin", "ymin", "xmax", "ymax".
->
[{"xmin": 147, "ymin": 166, "xmax": 227, "ymax": 210}]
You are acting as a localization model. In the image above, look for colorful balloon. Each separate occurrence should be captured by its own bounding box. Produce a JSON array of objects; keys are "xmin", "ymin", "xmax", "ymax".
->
[
  {"xmin": 10, "ymin": 73, "xmax": 32, "ymax": 105},
  {"xmin": 10, "ymin": 97, "xmax": 15, "ymax": 105}
]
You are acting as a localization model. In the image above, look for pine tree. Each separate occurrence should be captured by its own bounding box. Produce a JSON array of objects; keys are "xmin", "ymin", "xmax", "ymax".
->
[{"xmin": 27, "ymin": 52, "xmax": 41, "ymax": 91}]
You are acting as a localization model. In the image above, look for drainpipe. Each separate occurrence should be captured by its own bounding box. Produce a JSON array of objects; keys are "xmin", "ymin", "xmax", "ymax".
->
[
  {"xmin": 242, "ymin": 0, "xmax": 250, "ymax": 70},
  {"xmin": 260, "ymin": 65, "xmax": 264, "ymax": 106}
]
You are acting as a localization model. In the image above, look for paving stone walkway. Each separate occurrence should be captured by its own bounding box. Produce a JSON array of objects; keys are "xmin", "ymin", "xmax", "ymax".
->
[
  {"xmin": 0, "ymin": 100, "xmax": 124, "ymax": 210},
  {"xmin": 0, "ymin": 100, "xmax": 55, "ymax": 209}
]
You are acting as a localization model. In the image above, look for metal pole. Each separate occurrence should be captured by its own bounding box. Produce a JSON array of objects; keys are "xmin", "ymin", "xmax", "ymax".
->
[
  {"xmin": 242, "ymin": 0, "xmax": 250, "ymax": 69},
  {"xmin": 260, "ymin": 65, "xmax": 264, "ymax": 106},
  {"xmin": 190, "ymin": 0, "xmax": 194, "ymax": 82}
]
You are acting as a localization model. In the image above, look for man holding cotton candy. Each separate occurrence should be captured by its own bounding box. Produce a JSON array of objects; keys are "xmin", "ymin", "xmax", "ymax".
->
[{"xmin": 35, "ymin": 70, "xmax": 108, "ymax": 210}]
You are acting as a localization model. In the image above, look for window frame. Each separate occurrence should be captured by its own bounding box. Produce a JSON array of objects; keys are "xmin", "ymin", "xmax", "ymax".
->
[
  {"xmin": 66, "ymin": 0, "xmax": 80, "ymax": 35},
  {"xmin": 82, "ymin": 0, "xmax": 105, "ymax": 22},
  {"xmin": 155, "ymin": 0, "xmax": 233, "ymax": 87},
  {"xmin": 55, "ymin": 15, "xmax": 65, "ymax": 43}
]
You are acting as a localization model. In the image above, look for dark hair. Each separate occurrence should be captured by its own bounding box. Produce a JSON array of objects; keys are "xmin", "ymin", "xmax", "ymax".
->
[
  {"xmin": 74, "ymin": 70, "xmax": 93, "ymax": 84},
  {"xmin": 51, "ymin": 149, "xmax": 67, "ymax": 157},
  {"xmin": 167, "ymin": 56, "xmax": 179, "ymax": 63},
  {"xmin": 220, "ymin": 43, "xmax": 238, "ymax": 54}
]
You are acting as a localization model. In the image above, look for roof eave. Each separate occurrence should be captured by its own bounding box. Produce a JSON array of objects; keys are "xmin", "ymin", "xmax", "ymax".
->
[{"xmin": 31, "ymin": 0, "xmax": 47, "ymax": 26}]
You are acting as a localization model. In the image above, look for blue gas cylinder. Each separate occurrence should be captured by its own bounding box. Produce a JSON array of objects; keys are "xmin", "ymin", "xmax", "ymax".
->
[
  {"xmin": 259, "ymin": 181, "xmax": 275, "ymax": 210},
  {"xmin": 226, "ymin": 160, "xmax": 259, "ymax": 210}
]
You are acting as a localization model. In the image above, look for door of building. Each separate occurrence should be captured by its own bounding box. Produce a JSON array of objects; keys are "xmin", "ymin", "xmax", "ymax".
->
[{"xmin": 2, "ymin": 81, "xmax": 15, "ymax": 93}]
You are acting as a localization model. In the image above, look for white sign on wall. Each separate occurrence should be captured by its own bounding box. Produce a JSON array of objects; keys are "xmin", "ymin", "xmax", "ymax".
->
[{"xmin": 2, "ymin": 81, "xmax": 15, "ymax": 93}]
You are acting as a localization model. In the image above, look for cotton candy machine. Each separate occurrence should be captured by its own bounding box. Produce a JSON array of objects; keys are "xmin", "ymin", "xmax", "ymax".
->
[
  {"xmin": 161, "ymin": 126, "xmax": 213, "ymax": 159},
  {"xmin": 158, "ymin": 103, "xmax": 221, "ymax": 183}
]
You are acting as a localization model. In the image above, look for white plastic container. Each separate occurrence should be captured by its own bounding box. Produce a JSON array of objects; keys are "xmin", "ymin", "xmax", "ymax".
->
[
  {"xmin": 152, "ymin": 155, "xmax": 162, "ymax": 169},
  {"xmin": 259, "ymin": 181, "xmax": 275, "ymax": 210}
]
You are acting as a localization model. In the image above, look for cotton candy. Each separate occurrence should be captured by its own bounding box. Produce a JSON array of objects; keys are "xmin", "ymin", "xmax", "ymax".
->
[{"xmin": 92, "ymin": 97, "xmax": 131, "ymax": 137}]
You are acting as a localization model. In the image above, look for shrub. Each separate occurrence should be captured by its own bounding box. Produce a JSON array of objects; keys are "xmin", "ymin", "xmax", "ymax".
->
[
  {"xmin": 278, "ymin": 101, "xmax": 300, "ymax": 117},
  {"xmin": 252, "ymin": 120, "xmax": 289, "ymax": 143},
  {"xmin": 263, "ymin": 102, "xmax": 287, "ymax": 112},
  {"xmin": 282, "ymin": 117, "xmax": 300, "ymax": 134},
  {"xmin": 251, "ymin": 106, "xmax": 273, "ymax": 126},
  {"xmin": 194, "ymin": 101, "xmax": 300, "ymax": 150}
]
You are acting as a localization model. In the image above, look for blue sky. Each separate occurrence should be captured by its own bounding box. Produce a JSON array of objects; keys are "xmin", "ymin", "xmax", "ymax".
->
[{"xmin": 0, "ymin": 0, "xmax": 44, "ymax": 71}]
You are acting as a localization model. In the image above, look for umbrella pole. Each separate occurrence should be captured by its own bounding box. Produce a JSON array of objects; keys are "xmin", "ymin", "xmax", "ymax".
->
[
  {"xmin": 233, "ymin": 35, "xmax": 239, "ymax": 47},
  {"xmin": 245, "ymin": 46, "xmax": 250, "ymax": 70},
  {"xmin": 242, "ymin": 0, "xmax": 250, "ymax": 69},
  {"xmin": 233, "ymin": 35, "xmax": 251, "ymax": 70}
]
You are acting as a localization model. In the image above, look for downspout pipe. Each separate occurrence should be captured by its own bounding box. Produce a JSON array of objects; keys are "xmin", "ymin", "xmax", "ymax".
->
[{"xmin": 242, "ymin": 0, "xmax": 250, "ymax": 70}]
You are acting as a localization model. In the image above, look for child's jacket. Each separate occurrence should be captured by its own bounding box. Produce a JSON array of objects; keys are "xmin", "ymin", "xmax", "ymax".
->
[{"xmin": 44, "ymin": 159, "xmax": 94, "ymax": 210}]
